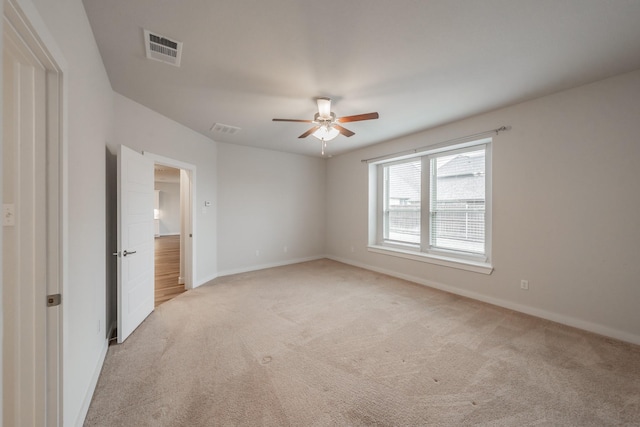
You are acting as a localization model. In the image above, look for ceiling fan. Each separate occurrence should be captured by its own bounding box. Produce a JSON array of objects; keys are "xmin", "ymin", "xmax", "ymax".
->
[{"xmin": 273, "ymin": 98, "xmax": 379, "ymax": 147}]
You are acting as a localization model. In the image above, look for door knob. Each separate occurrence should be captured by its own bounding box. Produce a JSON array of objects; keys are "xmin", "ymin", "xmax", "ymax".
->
[{"xmin": 123, "ymin": 250, "xmax": 137, "ymax": 257}]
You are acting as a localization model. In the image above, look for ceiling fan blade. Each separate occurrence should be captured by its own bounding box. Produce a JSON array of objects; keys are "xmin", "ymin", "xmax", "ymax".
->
[
  {"xmin": 272, "ymin": 118, "xmax": 314, "ymax": 123},
  {"xmin": 334, "ymin": 124, "xmax": 355, "ymax": 137},
  {"xmin": 298, "ymin": 126, "xmax": 320, "ymax": 138},
  {"xmin": 337, "ymin": 112, "xmax": 379, "ymax": 123}
]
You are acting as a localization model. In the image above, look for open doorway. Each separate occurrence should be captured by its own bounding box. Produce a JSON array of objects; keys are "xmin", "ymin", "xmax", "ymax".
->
[
  {"xmin": 113, "ymin": 149, "xmax": 195, "ymax": 342},
  {"xmin": 154, "ymin": 165, "xmax": 184, "ymax": 305},
  {"xmin": 147, "ymin": 150, "xmax": 196, "ymax": 306},
  {"xmin": 142, "ymin": 151, "xmax": 195, "ymax": 306}
]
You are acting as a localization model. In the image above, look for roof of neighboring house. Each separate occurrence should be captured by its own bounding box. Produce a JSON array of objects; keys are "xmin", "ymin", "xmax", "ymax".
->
[
  {"xmin": 435, "ymin": 153, "xmax": 485, "ymax": 201},
  {"xmin": 388, "ymin": 153, "xmax": 486, "ymax": 203},
  {"xmin": 435, "ymin": 175, "xmax": 485, "ymax": 202},
  {"xmin": 388, "ymin": 161, "xmax": 421, "ymax": 202},
  {"xmin": 436, "ymin": 153, "xmax": 484, "ymax": 178}
]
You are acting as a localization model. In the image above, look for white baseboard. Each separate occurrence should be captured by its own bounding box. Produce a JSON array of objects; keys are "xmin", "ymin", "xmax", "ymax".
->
[
  {"xmin": 211, "ymin": 255, "xmax": 326, "ymax": 283},
  {"xmin": 195, "ymin": 272, "xmax": 219, "ymax": 288},
  {"xmin": 75, "ymin": 338, "xmax": 109, "ymax": 427},
  {"xmin": 327, "ymin": 255, "xmax": 640, "ymax": 346}
]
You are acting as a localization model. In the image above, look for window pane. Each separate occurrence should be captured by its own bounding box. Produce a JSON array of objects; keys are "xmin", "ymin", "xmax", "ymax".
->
[
  {"xmin": 384, "ymin": 160, "xmax": 421, "ymax": 244},
  {"xmin": 430, "ymin": 147, "xmax": 485, "ymax": 254}
]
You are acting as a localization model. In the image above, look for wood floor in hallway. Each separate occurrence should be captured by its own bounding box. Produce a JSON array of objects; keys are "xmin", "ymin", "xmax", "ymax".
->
[{"xmin": 155, "ymin": 235, "xmax": 185, "ymax": 306}]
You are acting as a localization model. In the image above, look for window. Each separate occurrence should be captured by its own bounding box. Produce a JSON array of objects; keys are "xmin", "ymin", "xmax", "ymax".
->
[
  {"xmin": 371, "ymin": 139, "xmax": 492, "ymax": 273},
  {"xmin": 383, "ymin": 159, "xmax": 421, "ymax": 245},
  {"xmin": 430, "ymin": 147, "xmax": 486, "ymax": 254}
]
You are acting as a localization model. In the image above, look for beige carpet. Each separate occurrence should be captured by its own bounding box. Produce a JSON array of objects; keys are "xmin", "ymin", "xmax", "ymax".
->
[{"xmin": 85, "ymin": 259, "xmax": 640, "ymax": 426}]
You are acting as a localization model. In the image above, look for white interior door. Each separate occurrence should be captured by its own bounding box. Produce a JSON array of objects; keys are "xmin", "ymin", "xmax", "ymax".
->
[
  {"xmin": 2, "ymin": 18, "xmax": 48, "ymax": 426},
  {"xmin": 117, "ymin": 145, "xmax": 155, "ymax": 343}
]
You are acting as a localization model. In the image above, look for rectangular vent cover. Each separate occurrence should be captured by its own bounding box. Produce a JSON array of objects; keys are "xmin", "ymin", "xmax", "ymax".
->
[
  {"xmin": 144, "ymin": 29, "xmax": 182, "ymax": 66},
  {"xmin": 210, "ymin": 123, "xmax": 241, "ymax": 136}
]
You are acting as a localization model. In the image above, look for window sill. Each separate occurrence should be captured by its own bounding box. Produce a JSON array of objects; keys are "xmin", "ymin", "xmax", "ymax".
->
[{"xmin": 367, "ymin": 245, "xmax": 493, "ymax": 275}]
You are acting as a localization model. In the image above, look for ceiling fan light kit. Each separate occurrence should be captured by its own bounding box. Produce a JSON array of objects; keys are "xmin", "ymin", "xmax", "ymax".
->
[
  {"xmin": 312, "ymin": 125, "xmax": 340, "ymax": 141},
  {"xmin": 273, "ymin": 97, "xmax": 379, "ymax": 155}
]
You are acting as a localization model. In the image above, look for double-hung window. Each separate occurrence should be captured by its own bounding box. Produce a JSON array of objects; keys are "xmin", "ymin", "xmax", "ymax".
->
[{"xmin": 371, "ymin": 138, "xmax": 492, "ymax": 274}]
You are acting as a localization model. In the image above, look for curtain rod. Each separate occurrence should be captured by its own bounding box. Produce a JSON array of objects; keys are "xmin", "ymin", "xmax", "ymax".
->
[{"xmin": 361, "ymin": 125, "xmax": 511, "ymax": 164}]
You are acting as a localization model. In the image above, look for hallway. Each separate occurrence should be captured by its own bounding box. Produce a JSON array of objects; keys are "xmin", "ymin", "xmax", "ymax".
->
[{"xmin": 154, "ymin": 235, "xmax": 184, "ymax": 306}]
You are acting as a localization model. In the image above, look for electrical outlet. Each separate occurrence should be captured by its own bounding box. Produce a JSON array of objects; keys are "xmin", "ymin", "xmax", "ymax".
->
[
  {"xmin": 255, "ymin": 250, "xmax": 260, "ymax": 257},
  {"xmin": 520, "ymin": 280, "xmax": 529, "ymax": 290},
  {"xmin": 283, "ymin": 246, "xmax": 288, "ymax": 253}
]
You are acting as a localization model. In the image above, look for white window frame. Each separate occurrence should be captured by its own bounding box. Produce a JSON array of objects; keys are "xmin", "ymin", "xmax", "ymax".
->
[
  {"xmin": 378, "ymin": 157, "xmax": 423, "ymax": 248},
  {"xmin": 369, "ymin": 138, "xmax": 493, "ymax": 274}
]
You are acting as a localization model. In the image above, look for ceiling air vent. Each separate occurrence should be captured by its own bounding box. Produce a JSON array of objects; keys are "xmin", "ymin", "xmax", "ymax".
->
[
  {"xmin": 210, "ymin": 123, "xmax": 241, "ymax": 136},
  {"xmin": 144, "ymin": 29, "xmax": 182, "ymax": 66}
]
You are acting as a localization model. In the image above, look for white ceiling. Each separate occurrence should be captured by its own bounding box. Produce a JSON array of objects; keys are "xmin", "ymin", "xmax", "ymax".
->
[{"xmin": 83, "ymin": 0, "xmax": 640, "ymax": 157}]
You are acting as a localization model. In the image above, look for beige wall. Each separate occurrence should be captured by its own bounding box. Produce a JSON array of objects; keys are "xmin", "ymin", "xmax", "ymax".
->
[
  {"xmin": 114, "ymin": 94, "xmax": 329, "ymax": 279},
  {"xmin": 155, "ymin": 182, "xmax": 181, "ymax": 236},
  {"xmin": 326, "ymin": 69, "xmax": 640, "ymax": 344},
  {"xmin": 217, "ymin": 142, "xmax": 326, "ymax": 275},
  {"xmin": 112, "ymin": 93, "xmax": 218, "ymax": 285}
]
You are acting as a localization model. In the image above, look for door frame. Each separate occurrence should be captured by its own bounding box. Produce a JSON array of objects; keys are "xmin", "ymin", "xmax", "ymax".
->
[
  {"xmin": 2, "ymin": 0, "xmax": 67, "ymax": 424},
  {"xmin": 143, "ymin": 151, "xmax": 196, "ymax": 290}
]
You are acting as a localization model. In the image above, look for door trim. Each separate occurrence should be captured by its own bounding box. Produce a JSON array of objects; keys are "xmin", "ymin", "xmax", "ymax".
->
[
  {"xmin": 142, "ymin": 151, "xmax": 196, "ymax": 290},
  {"xmin": 3, "ymin": 0, "xmax": 66, "ymax": 425}
]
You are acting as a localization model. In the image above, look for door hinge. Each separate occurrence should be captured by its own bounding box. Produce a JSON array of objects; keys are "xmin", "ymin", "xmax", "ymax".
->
[{"xmin": 47, "ymin": 294, "xmax": 61, "ymax": 307}]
